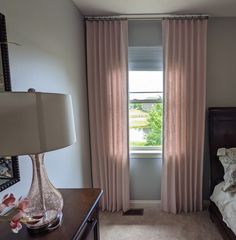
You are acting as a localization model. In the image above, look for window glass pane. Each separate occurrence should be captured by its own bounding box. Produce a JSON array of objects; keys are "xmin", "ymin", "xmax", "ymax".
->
[
  {"xmin": 130, "ymin": 93, "xmax": 163, "ymax": 102},
  {"xmin": 129, "ymin": 71, "xmax": 163, "ymax": 92},
  {"xmin": 129, "ymin": 102, "xmax": 163, "ymax": 147}
]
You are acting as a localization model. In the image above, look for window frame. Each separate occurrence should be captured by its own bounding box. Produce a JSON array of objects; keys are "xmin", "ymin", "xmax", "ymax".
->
[{"xmin": 128, "ymin": 45, "xmax": 164, "ymax": 158}]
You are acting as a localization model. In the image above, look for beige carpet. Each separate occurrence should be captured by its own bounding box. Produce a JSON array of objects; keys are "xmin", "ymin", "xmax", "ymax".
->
[{"xmin": 100, "ymin": 205, "xmax": 223, "ymax": 240}]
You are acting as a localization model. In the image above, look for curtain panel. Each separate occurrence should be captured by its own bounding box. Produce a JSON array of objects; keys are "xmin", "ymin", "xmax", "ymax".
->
[
  {"xmin": 161, "ymin": 18, "xmax": 208, "ymax": 213},
  {"xmin": 86, "ymin": 19, "xmax": 130, "ymax": 212}
]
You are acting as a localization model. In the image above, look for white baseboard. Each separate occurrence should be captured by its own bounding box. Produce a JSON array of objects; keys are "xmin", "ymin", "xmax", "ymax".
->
[{"xmin": 130, "ymin": 200, "xmax": 161, "ymax": 208}]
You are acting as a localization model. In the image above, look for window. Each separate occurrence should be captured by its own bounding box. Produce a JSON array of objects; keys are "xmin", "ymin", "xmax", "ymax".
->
[{"xmin": 128, "ymin": 46, "xmax": 163, "ymax": 157}]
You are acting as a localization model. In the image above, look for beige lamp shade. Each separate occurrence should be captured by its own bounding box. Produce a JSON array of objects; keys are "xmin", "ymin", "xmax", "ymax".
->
[{"xmin": 0, "ymin": 92, "xmax": 76, "ymax": 156}]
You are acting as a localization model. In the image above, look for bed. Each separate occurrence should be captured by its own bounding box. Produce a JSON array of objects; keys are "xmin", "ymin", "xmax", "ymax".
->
[{"xmin": 208, "ymin": 107, "xmax": 236, "ymax": 240}]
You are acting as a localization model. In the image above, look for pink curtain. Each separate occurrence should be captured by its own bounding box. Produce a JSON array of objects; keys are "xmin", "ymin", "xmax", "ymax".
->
[
  {"xmin": 86, "ymin": 20, "xmax": 130, "ymax": 212},
  {"xmin": 161, "ymin": 18, "xmax": 208, "ymax": 213}
]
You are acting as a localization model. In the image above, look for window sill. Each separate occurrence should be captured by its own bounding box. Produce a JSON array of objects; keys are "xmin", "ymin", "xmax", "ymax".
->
[{"xmin": 129, "ymin": 150, "xmax": 162, "ymax": 159}]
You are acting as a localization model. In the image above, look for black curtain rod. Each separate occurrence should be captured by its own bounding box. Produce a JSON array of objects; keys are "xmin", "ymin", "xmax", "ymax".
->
[{"xmin": 84, "ymin": 14, "xmax": 209, "ymax": 21}]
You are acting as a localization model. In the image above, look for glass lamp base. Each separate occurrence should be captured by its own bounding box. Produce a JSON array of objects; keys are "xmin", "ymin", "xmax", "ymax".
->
[
  {"xmin": 27, "ymin": 210, "xmax": 63, "ymax": 235},
  {"xmin": 26, "ymin": 153, "xmax": 64, "ymax": 235}
]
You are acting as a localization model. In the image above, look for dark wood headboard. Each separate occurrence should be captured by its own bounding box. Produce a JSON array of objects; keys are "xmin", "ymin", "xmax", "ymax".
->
[{"xmin": 209, "ymin": 107, "xmax": 236, "ymax": 194}]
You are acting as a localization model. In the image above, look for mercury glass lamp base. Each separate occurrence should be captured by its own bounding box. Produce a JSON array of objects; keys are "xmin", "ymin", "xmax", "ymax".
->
[
  {"xmin": 27, "ymin": 211, "xmax": 63, "ymax": 235},
  {"xmin": 26, "ymin": 153, "xmax": 64, "ymax": 235}
]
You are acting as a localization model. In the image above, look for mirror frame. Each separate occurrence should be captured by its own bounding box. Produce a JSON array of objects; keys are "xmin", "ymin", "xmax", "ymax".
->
[{"xmin": 0, "ymin": 12, "xmax": 20, "ymax": 191}]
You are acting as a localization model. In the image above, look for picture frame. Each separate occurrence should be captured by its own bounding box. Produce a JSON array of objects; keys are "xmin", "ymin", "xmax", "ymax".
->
[{"xmin": 0, "ymin": 12, "xmax": 20, "ymax": 191}]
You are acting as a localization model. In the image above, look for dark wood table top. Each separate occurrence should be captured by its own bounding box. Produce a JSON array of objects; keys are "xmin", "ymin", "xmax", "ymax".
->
[{"xmin": 0, "ymin": 188, "xmax": 103, "ymax": 240}]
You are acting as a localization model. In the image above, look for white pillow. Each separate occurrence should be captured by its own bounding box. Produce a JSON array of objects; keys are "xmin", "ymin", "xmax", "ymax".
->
[{"xmin": 217, "ymin": 148, "xmax": 236, "ymax": 192}]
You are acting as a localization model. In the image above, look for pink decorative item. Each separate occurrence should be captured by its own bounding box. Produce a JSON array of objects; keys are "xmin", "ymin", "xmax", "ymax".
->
[
  {"xmin": 0, "ymin": 194, "xmax": 15, "ymax": 212},
  {"xmin": 0, "ymin": 193, "xmax": 42, "ymax": 233}
]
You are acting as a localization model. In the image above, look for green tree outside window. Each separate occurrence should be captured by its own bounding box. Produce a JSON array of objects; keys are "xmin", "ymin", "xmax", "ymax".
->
[{"xmin": 145, "ymin": 103, "xmax": 163, "ymax": 146}]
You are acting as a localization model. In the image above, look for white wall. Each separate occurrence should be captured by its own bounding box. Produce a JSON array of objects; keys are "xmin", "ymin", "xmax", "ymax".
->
[
  {"xmin": 207, "ymin": 18, "xmax": 236, "ymax": 107},
  {"xmin": 130, "ymin": 158, "xmax": 162, "ymax": 200},
  {"xmin": 0, "ymin": 0, "xmax": 91, "ymax": 199}
]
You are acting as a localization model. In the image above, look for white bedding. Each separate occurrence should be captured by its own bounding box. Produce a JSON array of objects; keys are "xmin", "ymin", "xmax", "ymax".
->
[{"xmin": 210, "ymin": 182, "xmax": 236, "ymax": 234}]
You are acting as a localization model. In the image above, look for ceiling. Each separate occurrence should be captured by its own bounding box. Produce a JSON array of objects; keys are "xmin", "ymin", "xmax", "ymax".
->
[{"xmin": 72, "ymin": 0, "xmax": 236, "ymax": 17}]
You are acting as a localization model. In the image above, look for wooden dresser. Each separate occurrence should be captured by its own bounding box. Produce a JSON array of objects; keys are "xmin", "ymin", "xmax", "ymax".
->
[{"xmin": 0, "ymin": 188, "xmax": 103, "ymax": 240}]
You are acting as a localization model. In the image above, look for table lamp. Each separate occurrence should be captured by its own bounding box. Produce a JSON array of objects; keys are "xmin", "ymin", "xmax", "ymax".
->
[{"xmin": 0, "ymin": 90, "xmax": 76, "ymax": 234}]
